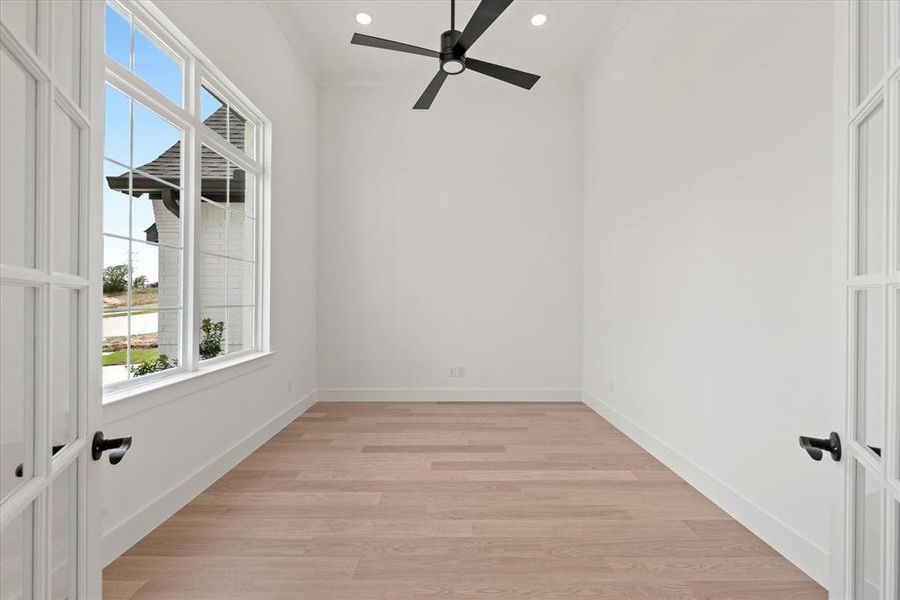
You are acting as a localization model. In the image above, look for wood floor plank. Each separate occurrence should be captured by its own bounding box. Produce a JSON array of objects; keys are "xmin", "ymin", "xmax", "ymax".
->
[{"xmin": 104, "ymin": 402, "xmax": 825, "ymax": 599}]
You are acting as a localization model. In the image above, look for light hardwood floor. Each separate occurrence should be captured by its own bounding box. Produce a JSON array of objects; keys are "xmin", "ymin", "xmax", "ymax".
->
[{"xmin": 104, "ymin": 402, "xmax": 826, "ymax": 599}]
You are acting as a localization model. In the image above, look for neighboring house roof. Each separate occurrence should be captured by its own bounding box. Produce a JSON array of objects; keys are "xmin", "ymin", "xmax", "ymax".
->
[
  {"xmin": 144, "ymin": 223, "xmax": 158, "ymax": 243},
  {"xmin": 106, "ymin": 106, "xmax": 246, "ymax": 205}
]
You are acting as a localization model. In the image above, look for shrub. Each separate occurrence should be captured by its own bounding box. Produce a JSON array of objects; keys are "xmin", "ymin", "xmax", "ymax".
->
[
  {"xmin": 199, "ymin": 318, "xmax": 225, "ymax": 360},
  {"xmin": 130, "ymin": 354, "xmax": 177, "ymax": 377},
  {"xmin": 103, "ymin": 264, "xmax": 128, "ymax": 294}
]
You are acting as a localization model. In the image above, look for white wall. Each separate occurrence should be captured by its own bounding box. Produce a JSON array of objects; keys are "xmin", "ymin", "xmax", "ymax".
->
[
  {"xmin": 581, "ymin": 0, "xmax": 833, "ymax": 583},
  {"xmin": 100, "ymin": 0, "xmax": 317, "ymax": 565},
  {"xmin": 317, "ymin": 82, "xmax": 583, "ymax": 397}
]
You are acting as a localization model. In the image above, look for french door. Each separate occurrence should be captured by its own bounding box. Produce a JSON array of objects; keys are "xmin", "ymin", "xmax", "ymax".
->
[
  {"xmin": 1, "ymin": 1, "xmax": 104, "ymax": 597},
  {"xmin": 830, "ymin": 0, "xmax": 900, "ymax": 597}
]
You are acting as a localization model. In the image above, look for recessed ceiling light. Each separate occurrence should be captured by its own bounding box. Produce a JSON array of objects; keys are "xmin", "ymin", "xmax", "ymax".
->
[
  {"xmin": 356, "ymin": 12, "xmax": 372, "ymax": 25},
  {"xmin": 530, "ymin": 14, "xmax": 547, "ymax": 27}
]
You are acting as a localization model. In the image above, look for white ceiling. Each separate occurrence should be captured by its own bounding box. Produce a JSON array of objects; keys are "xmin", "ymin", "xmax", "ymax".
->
[{"xmin": 268, "ymin": 0, "xmax": 624, "ymax": 86}]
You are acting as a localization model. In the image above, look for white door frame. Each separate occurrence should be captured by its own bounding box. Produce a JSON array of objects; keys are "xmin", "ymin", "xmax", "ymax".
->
[
  {"xmin": 0, "ymin": 0, "xmax": 105, "ymax": 597},
  {"xmin": 830, "ymin": 0, "xmax": 900, "ymax": 597}
]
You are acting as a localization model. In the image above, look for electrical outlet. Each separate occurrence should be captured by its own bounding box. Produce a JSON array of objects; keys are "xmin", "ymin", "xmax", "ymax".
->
[
  {"xmin": 449, "ymin": 366, "xmax": 466, "ymax": 378},
  {"xmin": 608, "ymin": 381, "xmax": 615, "ymax": 395},
  {"xmin": 287, "ymin": 380, "xmax": 294, "ymax": 394}
]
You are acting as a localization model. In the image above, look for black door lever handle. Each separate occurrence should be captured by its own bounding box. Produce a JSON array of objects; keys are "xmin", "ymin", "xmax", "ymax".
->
[
  {"xmin": 92, "ymin": 431, "xmax": 132, "ymax": 465},
  {"xmin": 799, "ymin": 432, "xmax": 841, "ymax": 462}
]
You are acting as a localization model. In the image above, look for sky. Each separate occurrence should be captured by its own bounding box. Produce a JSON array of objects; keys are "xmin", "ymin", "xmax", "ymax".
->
[{"xmin": 103, "ymin": 3, "xmax": 221, "ymax": 285}]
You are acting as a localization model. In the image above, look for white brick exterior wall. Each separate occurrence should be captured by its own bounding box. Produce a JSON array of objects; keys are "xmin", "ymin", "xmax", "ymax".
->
[{"xmin": 151, "ymin": 198, "xmax": 254, "ymax": 359}]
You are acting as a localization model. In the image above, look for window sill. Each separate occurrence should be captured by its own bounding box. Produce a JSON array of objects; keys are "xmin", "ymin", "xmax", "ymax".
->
[{"xmin": 102, "ymin": 351, "xmax": 275, "ymax": 425}]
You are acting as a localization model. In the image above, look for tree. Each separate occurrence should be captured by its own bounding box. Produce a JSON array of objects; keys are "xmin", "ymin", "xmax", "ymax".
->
[{"xmin": 103, "ymin": 264, "xmax": 128, "ymax": 294}]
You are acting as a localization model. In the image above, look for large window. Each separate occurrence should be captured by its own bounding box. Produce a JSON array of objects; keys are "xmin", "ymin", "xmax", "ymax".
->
[{"xmin": 102, "ymin": 1, "xmax": 267, "ymax": 391}]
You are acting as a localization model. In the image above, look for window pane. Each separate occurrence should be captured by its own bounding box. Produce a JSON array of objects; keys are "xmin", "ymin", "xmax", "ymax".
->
[
  {"xmin": 201, "ymin": 200, "xmax": 227, "ymax": 257},
  {"xmin": 856, "ymin": 104, "xmax": 885, "ymax": 275},
  {"xmin": 50, "ymin": 288, "xmax": 78, "ymax": 450},
  {"xmin": 102, "ymin": 236, "xmax": 130, "ymax": 385},
  {"xmin": 133, "ymin": 186, "xmax": 180, "ymax": 246},
  {"xmin": 227, "ymin": 259, "xmax": 253, "ymax": 306},
  {"xmin": 134, "ymin": 25, "xmax": 182, "ymax": 107},
  {"xmin": 200, "ymin": 253, "xmax": 226, "ymax": 309},
  {"xmin": 229, "ymin": 214, "xmax": 255, "ymax": 262},
  {"xmin": 104, "ymin": 84, "xmax": 130, "ymax": 167},
  {"xmin": 854, "ymin": 461, "xmax": 883, "ymax": 599},
  {"xmin": 855, "ymin": 288, "xmax": 885, "ymax": 459},
  {"xmin": 0, "ymin": 47, "xmax": 37, "ymax": 269},
  {"xmin": 129, "ymin": 309, "xmax": 180, "ymax": 378},
  {"xmin": 104, "ymin": 2, "xmax": 130, "ymax": 69},
  {"xmin": 102, "ymin": 307, "xmax": 130, "ymax": 386},
  {"xmin": 200, "ymin": 85, "xmax": 224, "ymax": 121},
  {"xmin": 103, "ymin": 160, "xmax": 130, "ymax": 238},
  {"xmin": 858, "ymin": 0, "xmax": 886, "ymax": 104},
  {"xmin": 1, "ymin": 0, "xmax": 37, "ymax": 50},
  {"xmin": 132, "ymin": 241, "xmax": 180, "ymax": 309},
  {"xmin": 52, "ymin": 0, "xmax": 82, "ymax": 103},
  {"xmin": 200, "ymin": 145, "xmax": 228, "ymax": 203},
  {"xmin": 133, "ymin": 102, "xmax": 181, "ymax": 173},
  {"xmin": 199, "ymin": 308, "xmax": 226, "ymax": 361},
  {"xmin": 0, "ymin": 504, "xmax": 33, "ymax": 600},
  {"xmin": 227, "ymin": 307, "xmax": 254, "ymax": 354},
  {"xmin": 52, "ymin": 105, "xmax": 81, "ymax": 275},
  {"xmin": 51, "ymin": 464, "xmax": 77, "ymax": 600},
  {"xmin": 0, "ymin": 284, "xmax": 35, "ymax": 502},
  {"xmin": 228, "ymin": 106, "xmax": 253, "ymax": 153}
]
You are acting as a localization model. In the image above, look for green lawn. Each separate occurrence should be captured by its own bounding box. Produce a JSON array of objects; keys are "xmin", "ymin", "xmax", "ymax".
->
[{"xmin": 102, "ymin": 348, "xmax": 159, "ymax": 366}]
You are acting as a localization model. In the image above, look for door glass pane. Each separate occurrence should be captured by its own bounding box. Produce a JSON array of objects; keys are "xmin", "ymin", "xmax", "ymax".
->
[
  {"xmin": 854, "ymin": 461, "xmax": 883, "ymax": 599},
  {"xmin": 51, "ymin": 104, "xmax": 81, "ymax": 275},
  {"xmin": 856, "ymin": 104, "xmax": 886, "ymax": 275},
  {"xmin": 0, "ymin": 47, "xmax": 37, "ymax": 269},
  {"xmin": 51, "ymin": 464, "xmax": 77, "ymax": 600},
  {"xmin": 858, "ymin": 0, "xmax": 886, "ymax": 103},
  {"xmin": 51, "ymin": 288, "xmax": 78, "ymax": 450},
  {"xmin": 51, "ymin": 0, "xmax": 82, "ymax": 103},
  {"xmin": 0, "ymin": 284, "xmax": 35, "ymax": 502},
  {"xmin": 855, "ymin": 288, "xmax": 885, "ymax": 459},
  {"xmin": 0, "ymin": 504, "xmax": 33, "ymax": 600},
  {"xmin": 0, "ymin": 0, "xmax": 37, "ymax": 50}
]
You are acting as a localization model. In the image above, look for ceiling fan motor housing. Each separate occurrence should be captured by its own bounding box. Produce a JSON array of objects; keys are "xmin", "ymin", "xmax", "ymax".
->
[{"xmin": 440, "ymin": 30, "xmax": 465, "ymax": 74}]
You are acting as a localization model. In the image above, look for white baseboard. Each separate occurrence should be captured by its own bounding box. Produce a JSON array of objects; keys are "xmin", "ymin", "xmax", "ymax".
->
[
  {"xmin": 581, "ymin": 389, "xmax": 828, "ymax": 587},
  {"xmin": 317, "ymin": 388, "xmax": 583, "ymax": 402},
  {"xmin": 101, "ymin": 389, "xmax": 318, "ymax": 567}
]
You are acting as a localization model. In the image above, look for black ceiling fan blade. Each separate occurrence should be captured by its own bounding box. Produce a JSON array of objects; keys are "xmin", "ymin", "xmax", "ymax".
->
[
  {"xmin": 465, "ymin": 58, "xmax": 540, "ymax": 90},
  {"xmin": 351, "ymin": 33, "xmax": 439, "ymax": 58},
  {"xmin": 454, "ymin": 0, "xmax": 514, "ymax": 53},
  {"xmin": 413, "ymin": 70, "xmax": 449, "ymax": 110}
]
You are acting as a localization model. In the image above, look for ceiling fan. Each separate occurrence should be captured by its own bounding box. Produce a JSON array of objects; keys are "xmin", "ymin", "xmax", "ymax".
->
[{"xmin": 350, "ymin": 0, "xmax": 540, "ymax": 109}]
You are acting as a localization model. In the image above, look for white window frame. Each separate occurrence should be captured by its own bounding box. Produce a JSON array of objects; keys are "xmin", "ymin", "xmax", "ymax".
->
[{"xmin": 101, "ymin": 0, "xmax": 270, "ymax": 399}]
